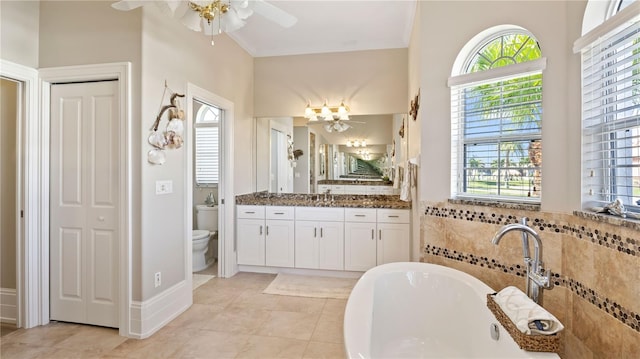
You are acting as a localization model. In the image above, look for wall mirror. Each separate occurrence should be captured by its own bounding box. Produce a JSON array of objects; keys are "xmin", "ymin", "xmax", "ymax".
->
[{"xmin": 255, "ymin": 114, "xmax": 407, "ymax": 194}]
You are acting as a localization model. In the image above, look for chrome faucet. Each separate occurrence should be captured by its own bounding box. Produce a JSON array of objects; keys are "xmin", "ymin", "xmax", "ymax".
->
[
  {"xmin": 491, "ymin": 217, "xmax": 553, "ymax": 304},
  {"xmin": 323, "ymin": 188, "xmax": 331, "ymax": 202}
]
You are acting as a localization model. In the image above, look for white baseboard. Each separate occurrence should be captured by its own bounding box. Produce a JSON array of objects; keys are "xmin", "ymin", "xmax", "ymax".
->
[
  {"xmin": 0, "ymin": 288, "xmax": 17, "ymax": 324},
  {"xmin": 128, "ymin": 280, "xmax": 191, "ymax": 339}
]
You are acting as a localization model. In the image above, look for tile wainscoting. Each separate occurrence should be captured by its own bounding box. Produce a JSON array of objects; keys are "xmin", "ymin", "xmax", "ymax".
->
[{"xmin": 420, "ymin": 201, "xmax": 639, "ymax": 359}]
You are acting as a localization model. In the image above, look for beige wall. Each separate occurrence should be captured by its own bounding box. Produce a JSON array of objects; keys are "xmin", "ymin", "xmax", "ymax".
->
[
  {"xmin": 417, "ymin": 2, "xmax": 638, "ymax": 358},
  {"xmin": 1, "ymin": 79, "xmax": 18, "ymax": 289},
  {"xmin": 254, "ymin": 48, "xmax": 408, "ymax": 117},
  {"xmin": 140, "ymin": 5, "xmax": 254, "ymax": 299},
  {"xmin": 0, "ymin": 1, "xmax": 39, "ymax": 68},
  {"xmin": 39, "ymin": 0, "xmax": 145, "ymax": 299},
  {"xmin": 417, "ymin": 1, "xmax": 582, "ymax": 214}
]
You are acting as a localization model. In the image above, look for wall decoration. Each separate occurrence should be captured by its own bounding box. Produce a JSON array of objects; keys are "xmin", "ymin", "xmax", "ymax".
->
[
  {"xmin": 147, "ymin": 82, "xmax": 185, "ymax": 165},
  {"xmin": 410, "ymin": 88, "xmax": 420, "ymax": 121}
]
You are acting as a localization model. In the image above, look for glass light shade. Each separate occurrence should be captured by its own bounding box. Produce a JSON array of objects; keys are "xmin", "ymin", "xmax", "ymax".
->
[
  {"xmin": 222, "ymin": 10, "xmax": 246, "ymax": 32},
  {"xmin": 308, "ymin": 114, "xmax": 319, "ymax": 122},
  {"xmin": 346, "ymin": 140, "xmax": 352, "ymax": 147},
  {"xmin": 338, "ymin": 101, "xmax": 348, "ymax": 115},
  {"xmin": 339, "ymin": 114, "xmax": 349, "ymax": 121},
  {"xmin": 353, "ymin": 140, "xmax": 360, "ymax": 147},
  {"xmin": 181, "ymin": 9, "xmax": 204, "ymax": 32},
  {"xmin": 304, "ymin": 104, "xmax": 314, "ymax": 118},
  {"xmin": 323, "ymin": 114, "xmax": 333, "ymax": 121},
  {"xmin": 321, "ymin": 102, "xmax": 331, "ymax": 116},
  {"xmin": 361, "ymin": 140, "xmax": 366, "ymax": 147}
]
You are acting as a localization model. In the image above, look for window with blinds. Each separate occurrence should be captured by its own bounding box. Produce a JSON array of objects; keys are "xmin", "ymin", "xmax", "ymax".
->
[
  {"xmin": 194, "ymin": 104, "xmax": 221, "ymax": 186},
  {"xmin": 450, "ymin": 31, "xmax": 544, "ymax": 202},
  {"xmin": 579, "ymin": 3, "xmax": 640, "ymax": 210}
]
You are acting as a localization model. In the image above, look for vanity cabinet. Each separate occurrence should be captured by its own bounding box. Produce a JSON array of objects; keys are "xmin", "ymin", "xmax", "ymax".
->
[
  {"xmin": 294, "ymin": 207, "xmax": 345, "ymax": 270},
  {"xmin": 236, "ymin": 205, "xmax": 295, "ymax": 267},
  {"xmin": 236, "ymin": 204, "xmax": 409, "ymax": 272},
  {"xmin": 344, "ymin": 208, "xmax": 410, "ymax": 271}
]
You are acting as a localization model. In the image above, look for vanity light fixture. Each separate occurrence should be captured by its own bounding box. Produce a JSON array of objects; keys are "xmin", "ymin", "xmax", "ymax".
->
[
  {"xmin": 304, "ymin": 100, "xmax": 350, "ymax": 121},
  {"xmin": 346, "ymin": 139, "xmax": 367, "ymax": 147}
]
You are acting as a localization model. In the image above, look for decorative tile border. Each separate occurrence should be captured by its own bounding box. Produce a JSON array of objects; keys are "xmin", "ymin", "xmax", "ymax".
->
[
  {"xmin": 424, "ymin": 244, "xmax": 640, "ymax": 333},
  {"xmin": 424, "ymin": 205, "xmax": 640, "ymax": 259}
]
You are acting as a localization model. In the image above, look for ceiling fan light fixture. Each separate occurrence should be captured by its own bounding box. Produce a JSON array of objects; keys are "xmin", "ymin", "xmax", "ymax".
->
[
  {"xmin": 181, "ymin": 8, "xmax": 204, "ymax": 31},
  {"xmin": 222, "ymin": 10, "xmax": 246, "ymax": 32}
]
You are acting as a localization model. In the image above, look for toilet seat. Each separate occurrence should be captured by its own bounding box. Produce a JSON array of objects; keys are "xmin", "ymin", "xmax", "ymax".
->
[{"xmin": 192, "ymin": 230, "xmax": 210, "ymax": 241}]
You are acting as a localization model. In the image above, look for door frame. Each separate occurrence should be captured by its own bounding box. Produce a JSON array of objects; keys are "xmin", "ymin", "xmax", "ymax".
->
[
  {"xmin": 39, "ymin": 62, "xmax": 132, "ymax": 336},
  {"xmin": 0, "ymin": 60, "xmax": 38, "ymax": 329},
  {"xmin": 185, "ymin": 83, "xmax": 237, "ymax": 279}
]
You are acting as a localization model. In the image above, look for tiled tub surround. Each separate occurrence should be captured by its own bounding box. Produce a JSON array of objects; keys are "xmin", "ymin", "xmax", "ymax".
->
[
  {"xmin": 235, "ymin": 192, "xmax": 410, "ymax": 209},
  {"xmin": 421, "ymin": 201, "xmax": 640, "ymax": 358}
]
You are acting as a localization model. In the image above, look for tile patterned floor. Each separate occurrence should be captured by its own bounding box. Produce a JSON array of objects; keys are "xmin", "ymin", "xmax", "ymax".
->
[{"xmin": 0, "ymin": 272, "xmax": 348, "ymax": 359}]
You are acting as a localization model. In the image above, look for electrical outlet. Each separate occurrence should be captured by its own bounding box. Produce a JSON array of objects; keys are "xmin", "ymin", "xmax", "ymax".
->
[{"xmin": 154, "ymin": 272, "xmax": 161, "ymax": 288}]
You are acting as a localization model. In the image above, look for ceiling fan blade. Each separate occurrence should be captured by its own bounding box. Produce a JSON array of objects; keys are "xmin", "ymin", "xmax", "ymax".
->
[
  {"xmin": 251, "ymin": 0, "xmax": 297, "ymax": 28},
  {"xmin": 111, "ymin": 0, "xmax": 149, "ymax": 11}
]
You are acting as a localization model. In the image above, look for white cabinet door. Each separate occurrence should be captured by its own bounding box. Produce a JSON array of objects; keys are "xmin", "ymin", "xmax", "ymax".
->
[
  {"xmin": 295, "ymin": 220, "xmax": 344, "ymax": 270},
  {"xmin": 344, "ymin": 222, "xmax": 377, "ymax": 271},
  {"xmin": 318, "ymin": 221, "xmax": 345, "ymax": 270},
  {"xmin": 377, "ymin": 223, "xmax": 410, "ymax": 265},
  {"xmin": 265, "ymin": 220, "xmax": 295, "ymax": 267},
  {"xmin": 237, "ymin": 219, "xmax": 265, "ymax": 266},
  {"xmin": 295, "ymin": 221, "xmax": 319, "ymax": 269}
]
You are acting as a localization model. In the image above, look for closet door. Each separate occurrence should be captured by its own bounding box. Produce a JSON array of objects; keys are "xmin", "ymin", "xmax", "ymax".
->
[{"xmin": 50, "ymin": 81, "xmax": 119, "ymax": 328}]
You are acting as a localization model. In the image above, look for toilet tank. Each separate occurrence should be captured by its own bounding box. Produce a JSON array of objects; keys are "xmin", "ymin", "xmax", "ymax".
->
[{"xmin": 196, "ymin": 204, "xmax": 218, "ymax": 231}]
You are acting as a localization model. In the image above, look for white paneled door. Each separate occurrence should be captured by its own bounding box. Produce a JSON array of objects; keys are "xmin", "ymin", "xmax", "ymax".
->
[{"xmin": 50, "ymin": 81, "xmax": 119, "ymax": 328}]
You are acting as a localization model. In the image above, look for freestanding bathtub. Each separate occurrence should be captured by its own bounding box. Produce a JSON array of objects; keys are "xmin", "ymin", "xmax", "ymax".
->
[{"xmin": 344, "ymin": 262, "xmax": 559, "ymax": 358}]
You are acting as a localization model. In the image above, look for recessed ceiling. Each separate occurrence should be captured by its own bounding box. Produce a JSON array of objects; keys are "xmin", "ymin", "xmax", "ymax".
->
[{"xmin": 227, "ymin": 1, "xmax": 417, "ymax": 57}]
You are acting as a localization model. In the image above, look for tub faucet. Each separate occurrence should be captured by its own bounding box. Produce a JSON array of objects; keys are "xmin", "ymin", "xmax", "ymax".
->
[{"xmin": 491, "ymin": 217, "xmax": 553, "ymax": 304}]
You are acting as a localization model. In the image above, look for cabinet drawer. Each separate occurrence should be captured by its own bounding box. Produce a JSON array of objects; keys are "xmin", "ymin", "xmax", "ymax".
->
[
  {"xmin": 266, "ymin": 206, "xmax": 294, "ymax": 220},
  {"xmin": 295, "ymin": 207, "xmax": 344, "ymax": 221},
  {"xmin": 345, "ymin": 208, "xmax": 377, "ymax": 222},
  {"xmin": 237, "ymin": 205, "xmax": 265, "ymax": 219},
  {"xmin": 377, "ymin": 209, "xmax": 410, "ymax": 223}
]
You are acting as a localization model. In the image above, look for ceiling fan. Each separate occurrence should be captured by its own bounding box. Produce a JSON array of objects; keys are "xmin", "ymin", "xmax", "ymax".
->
[
  {"xmin": 306, "ymin": 117, "xmax": 366, "ymax": 133},
  {"xmin": 111, "ymin": 0, "xmax": 297, "ymax": 39}
]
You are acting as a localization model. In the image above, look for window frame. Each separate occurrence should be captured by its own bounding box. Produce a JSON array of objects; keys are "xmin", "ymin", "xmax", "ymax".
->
[
  {"xmin": 194, "ymin": 104, "xmax": 221, "ymax": 187},
  {"xmin": 575, "ymin": 0, "xmax": 640, "ymax": 212},
  {"xmin": 449, "ymin": 30, "xmax": 546, "ymax": 203}
]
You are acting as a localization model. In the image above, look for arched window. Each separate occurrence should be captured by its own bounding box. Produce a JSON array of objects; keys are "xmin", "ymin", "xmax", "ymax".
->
[
  {"xmin": 449, "ymin": 28, "xmax": 545, "ymax": 202},
  {"xmin": 575, "ymin": 0, "xmax": 639, "ymax": 211},
  {"xmin": 194, "ymin": 103, "xmax": 221, "ymax": 186}
]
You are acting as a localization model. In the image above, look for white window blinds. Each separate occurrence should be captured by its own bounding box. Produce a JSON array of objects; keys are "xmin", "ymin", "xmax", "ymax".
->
[
  {"xmin": 194, "ymin": 105, "xmax": 221, "ymax": 186},
  {"xmin": 450, "ymin": 71, "xmax": 543, "ymax": 201},
  {"xmin": 578, "ymin": 7, "xmax": 640, "ymax": 208}
]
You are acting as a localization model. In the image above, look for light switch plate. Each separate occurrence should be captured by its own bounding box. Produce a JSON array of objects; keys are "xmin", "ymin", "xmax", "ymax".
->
[{"xmin": 156, "ymin": 180, "xmax": 173, "ymax": 194}]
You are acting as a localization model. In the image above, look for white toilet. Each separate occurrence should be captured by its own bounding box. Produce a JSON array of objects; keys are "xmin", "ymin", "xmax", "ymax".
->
[{"xmin": 193, "ymin": 204, "xmax": 218, "ymax": 272}]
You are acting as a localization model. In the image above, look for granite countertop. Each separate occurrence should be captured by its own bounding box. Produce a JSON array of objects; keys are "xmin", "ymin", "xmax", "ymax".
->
[
  {"xmin": 236, "ymin": 192, "xmax": 411, "ymax": 209},
  {"xmin": 317, "ymin": 179, "xmax": 394, "ymax": 187}
]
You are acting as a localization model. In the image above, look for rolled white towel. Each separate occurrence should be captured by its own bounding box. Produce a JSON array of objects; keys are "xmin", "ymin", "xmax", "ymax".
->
[{"xmin": 493, "ymin": 286, "xmax": 564, "ymax": 335}]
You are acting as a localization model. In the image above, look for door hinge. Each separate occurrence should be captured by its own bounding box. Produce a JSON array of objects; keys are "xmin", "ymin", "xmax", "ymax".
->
[{"xmin": 21, "ymin": 210, "xmax": 24, "ymax": 218}]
